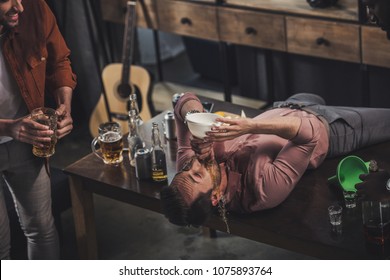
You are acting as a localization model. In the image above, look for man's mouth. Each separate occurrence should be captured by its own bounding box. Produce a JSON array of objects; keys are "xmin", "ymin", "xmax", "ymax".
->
[
  {"xmin": 7, "ymin": 13, "xmax": 19, "ymax": 22},
  {"xmin": 6, "ymin": 8, "xmax": 20, "ymax": 21}
]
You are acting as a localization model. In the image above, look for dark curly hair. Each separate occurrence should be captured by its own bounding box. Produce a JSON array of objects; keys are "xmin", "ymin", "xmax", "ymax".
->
[
  {"xmin": 160, "ymin": 181, "xmax": 213, "ymax": 227},
  {"xmin": 160, "ymin": 157, "xmax": 222, "ymax": 226}
]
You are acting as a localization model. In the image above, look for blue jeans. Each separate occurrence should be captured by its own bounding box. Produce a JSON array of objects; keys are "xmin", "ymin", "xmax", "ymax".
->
[
  {"xmin": 0, "ymin": 141, "xmax": 59, "ymax": 260},
  {"xmin": 274, "ymin": 93, "xmax": 390, "ymax": 157}
]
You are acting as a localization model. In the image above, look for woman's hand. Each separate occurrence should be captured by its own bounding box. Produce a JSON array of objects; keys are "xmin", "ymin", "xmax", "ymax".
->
[
  {"xmin": 355, "ymin": 170, "xmax": 390, "ymax": 202},
  {"xmin": 207, "ymin": 117, "xmax": 254, "ymax": 142}
]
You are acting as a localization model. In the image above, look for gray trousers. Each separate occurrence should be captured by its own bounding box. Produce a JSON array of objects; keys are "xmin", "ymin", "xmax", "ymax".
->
[
  {"xmin": 0, "ymin": 141, "xmax": 59, "ymax": 260},
  {"xmin": 274, "ymin": 93, "xmax": 390, "ymax": 158}
]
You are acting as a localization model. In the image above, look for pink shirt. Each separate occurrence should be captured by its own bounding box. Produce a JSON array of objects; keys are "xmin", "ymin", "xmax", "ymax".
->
[{"xmin": 175, "ymin": 94, "xmax": 329, "ymax": 213}]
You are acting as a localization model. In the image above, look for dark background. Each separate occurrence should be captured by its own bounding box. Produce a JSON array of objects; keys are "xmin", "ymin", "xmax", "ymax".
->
[{"xmin": 45, "ymin": 0, "xmax": 390, "ymax": 132}]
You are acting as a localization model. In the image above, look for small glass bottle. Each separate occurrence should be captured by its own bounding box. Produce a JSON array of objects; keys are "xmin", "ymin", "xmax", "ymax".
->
[
  {"xmin": 129, "ymin": 93, "xmax": 143, "ymax": 126},
  {"xmin": 127, "ymin": 109, "xmax": 144, "ymax": 167},
  {"xmin": 150, "ymin": 122, "xmax": 168, "ymax": 182}
]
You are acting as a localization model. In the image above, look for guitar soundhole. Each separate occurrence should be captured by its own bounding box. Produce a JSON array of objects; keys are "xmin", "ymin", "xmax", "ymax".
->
[{"xmin": 117, "ymin": 84, "xmax": 132, "ymax": 99}]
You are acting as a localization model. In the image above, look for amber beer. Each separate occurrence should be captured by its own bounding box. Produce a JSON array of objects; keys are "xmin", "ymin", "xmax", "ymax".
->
[
  {"xmin": 363, "ymin": 219, "xmax": 390, "ymax": 258},
  {"xmin": 32, "ymin": 133, "xmax": 57, "ymax": 157},
  {"xmin": 100, "ymin": 131, "xmax": 123, "ymax": 165},
  {"xmin": 31, "ymin": 107, "xmax": 58, "ymax": 157},
  {"xmin": 91, "ymin": 122, "xmax": 124, "ymax": 165},
  {"xmin": 362, "ymin": 201, "xmax": 390, "ymax": 259}
]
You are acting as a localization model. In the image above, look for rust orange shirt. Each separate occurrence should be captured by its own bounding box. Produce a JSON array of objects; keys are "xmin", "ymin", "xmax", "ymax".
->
[{"xmin": 1, "ymin": 0, "xmax": 77, "ymax": 112}]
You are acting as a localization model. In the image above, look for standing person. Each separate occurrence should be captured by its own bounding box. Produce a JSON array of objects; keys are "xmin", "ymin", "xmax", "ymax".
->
[
  {"xmin": 0, "ymin": 0, "xmax": 77, "ymax": 259},
  {"xmin": 160, "ymin": 92, "xmax": 390, "ymax": 227},
  {"xmin": 353, "ymin": 0, "xmax": 390, "ymax": 200}
]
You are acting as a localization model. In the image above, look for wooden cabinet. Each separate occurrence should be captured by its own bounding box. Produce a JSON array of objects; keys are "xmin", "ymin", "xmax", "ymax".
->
[
  {"xmin": 100, "ymin": 0, "xmax": 390, "ymax": 69},
  {"xmin": 156, "ymin": 0, "xmax": 218, "ymax": 41},
  {"xmin": 362, "ymin": 26, "xmax": 390, "ymax": 68},
  {"xmin": 286, "ymin": 17, "xmax": 360, "ymax": 63},
  {"xmin": 224, "ymin": 0, "xmax": 359, "ymax": 21},
  {"xmin": 218, "ymin": 7, "xmax": 286, "ymax": 51}
]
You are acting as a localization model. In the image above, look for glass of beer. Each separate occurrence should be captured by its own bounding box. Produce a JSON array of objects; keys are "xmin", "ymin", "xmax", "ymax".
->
[
  {"xmin": 31, "ymin": 107, "xmax": 58, "ymax": 157},
  {"xmin": 91, "ymin": 122, "xmax": 123, "ymax": 165}
]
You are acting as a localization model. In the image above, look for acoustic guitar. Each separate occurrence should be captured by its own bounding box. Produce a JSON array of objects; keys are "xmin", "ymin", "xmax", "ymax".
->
[{"xmin": 89, "ymin": 1, "xmax": 152, "ymax": 137}]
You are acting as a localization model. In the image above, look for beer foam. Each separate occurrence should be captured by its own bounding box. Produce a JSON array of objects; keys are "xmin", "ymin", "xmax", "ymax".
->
[{"xmin": 101, "ymin": 131, "xmax": 121, "ymax": 142}]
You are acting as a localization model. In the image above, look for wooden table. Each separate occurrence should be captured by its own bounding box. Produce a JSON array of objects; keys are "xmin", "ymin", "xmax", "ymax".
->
[{"xmin": 64, "ymin": 97, "xmax": 390, "ymax": 259}]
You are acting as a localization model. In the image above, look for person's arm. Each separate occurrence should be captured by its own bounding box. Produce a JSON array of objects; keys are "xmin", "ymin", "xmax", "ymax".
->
[
  {"xmin": 40, "ymin": 0, "xmax": 76, "ymax": 139},
  {"xmin": 208, "ymin": 116, "xmax": 301, "ymax": 141},
  {"xmin": 248, "ymin": 115, "xmax": 325, "ymax": 211},
  {"xmin": 0, "ymin": 117, "xmax": 53, "ymax": 147},
  {"xmin": 356, "ymin": 170, "xmax": 390, "ymax": 202},
  {"xmin": 52, "ymin": 86, "xmax": 73, "ymax": 139},
  {"xmin": 173, "ymin": 93, "xmax": 208, "ymax": 170},
  {"xmin": 43, "ymin": 0, "xmax": 77, "ymax": 95}
]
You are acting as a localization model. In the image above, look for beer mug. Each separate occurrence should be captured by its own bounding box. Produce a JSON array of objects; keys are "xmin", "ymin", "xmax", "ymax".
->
[
  {"xmin": 91, "ymin": 122, "xmax": 124, "ymax": 165},
  {"xmin": 31, "ymin": 107, "xmax": 58, "ymax": 157}
]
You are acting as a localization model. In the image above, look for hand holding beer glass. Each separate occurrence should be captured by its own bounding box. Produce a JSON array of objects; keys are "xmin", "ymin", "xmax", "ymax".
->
[
  {"xmin": 31, "ymin": 107, "xmax": 58, "ymax": 157},
  {"xmin": 91, "ymin": 122, "xmax": 124, "ymax": 165}
]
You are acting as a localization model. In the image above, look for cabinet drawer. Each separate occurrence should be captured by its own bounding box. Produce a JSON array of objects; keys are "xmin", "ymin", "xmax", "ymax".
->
[
  {"xmin": 362, "ymin": 26, "xmax": 390, "ymax": 68},
  {"xmin": 100, "ymin": 0, "xmax": 158, "ymax": 29},
  {"xmin": 286, "ymin": 17, "xmax": 360, "ymax": 63},
  {"xmin": 218, "ymin": 7, "xmax": 286, "ymax": 51},
  {"xmin": 156, "ymin": 0, "xmax": 218, "ymax": 41}
]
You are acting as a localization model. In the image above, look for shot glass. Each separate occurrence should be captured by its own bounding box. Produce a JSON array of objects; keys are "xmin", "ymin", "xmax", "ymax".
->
[
  {"xmin": 343, "ymin": 190, "xmax": 357, "ymax": 209},
  {"xmin": 328, "ymin": 204, "xmax": 343, "ymax": 226}
]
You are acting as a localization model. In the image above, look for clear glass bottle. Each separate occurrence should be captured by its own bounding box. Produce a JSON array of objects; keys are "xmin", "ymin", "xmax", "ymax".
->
[
  {"xmin": 129, "ymin": 93, "xmax": 143, "ymax": 126},
  {"xmin": 150, "ymin": 122, "xmax": 167, "ymax": 182},
  {"xmin": 127, "ymin": 109, "xmax": 144, "ymax": 167}
]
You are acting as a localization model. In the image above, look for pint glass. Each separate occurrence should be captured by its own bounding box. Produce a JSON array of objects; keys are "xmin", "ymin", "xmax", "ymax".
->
[{"xmin": 31, "ymin": 107, "xmax": 58, "ymax": 157}]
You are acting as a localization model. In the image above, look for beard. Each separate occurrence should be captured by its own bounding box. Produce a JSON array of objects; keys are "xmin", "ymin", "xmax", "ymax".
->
[
  {"xmin": 205, "ymin": 158, "xmax": 221, "ymax": 190},
  {"xmin": 0, "ymin": 8, "xmax": 20, "ymax": 30}
]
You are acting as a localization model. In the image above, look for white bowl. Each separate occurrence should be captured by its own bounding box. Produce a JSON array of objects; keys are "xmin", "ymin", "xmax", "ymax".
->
[{"xmin": 186, "ymin": 113, "xmax": 220, "ymax": 139}]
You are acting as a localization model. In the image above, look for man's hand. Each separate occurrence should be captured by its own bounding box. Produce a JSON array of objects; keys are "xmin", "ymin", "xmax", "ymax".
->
[
  {"xmin": 9, "ymin": 115, "xmax": 53, "ymax": 147},
  {"xmin": 52, "ymin": 86, "xmax": 73, "ymax": 139},
  {"xmin": 355, "ymin": 170, "xmax": 390, "ymax": 202},
  {"xmin": 207, "ymin": 116, "xmax": 301, "ymax": 141},
  {"xmin": 207, "ymin": 117, "xmax": 253, "ymax": 141},
  {"xmin": 190, "ymin": 137, "xmax": 214, "ymax": 162},
  {"xmin": 55, "ymin": 104, "xmax": 73, "ymax": 139}
]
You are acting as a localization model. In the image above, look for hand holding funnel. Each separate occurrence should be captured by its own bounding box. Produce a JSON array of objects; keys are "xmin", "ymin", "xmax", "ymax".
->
[{"xmin": 328, "ymin": 155, "xmax": 370, "ymax": 192}]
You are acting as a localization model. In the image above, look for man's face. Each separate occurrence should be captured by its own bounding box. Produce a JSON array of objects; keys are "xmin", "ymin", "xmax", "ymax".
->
[
  {"xmin": 363, "ymin": 0, "xmax": 390, "ymax": 38},
  {"xmin": 173, "ymin": 157, "xmax": 221, "ymax": 206},
  {"xmin": 0, "ymin": 0, "xmax": 24, "ymax": 31}
]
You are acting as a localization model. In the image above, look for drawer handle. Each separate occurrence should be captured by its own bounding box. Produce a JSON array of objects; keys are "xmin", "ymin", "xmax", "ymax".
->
[
  {"xmin": 245, "ymin": 27, "xmax": 257, "ymax": 35},
  {"xmin": 180, "ymin": 17, "xmax": 192, "ymax": 26},
  {"xmin": 316, "ymin": 37, "xmax": 330, "ymax": 46}
]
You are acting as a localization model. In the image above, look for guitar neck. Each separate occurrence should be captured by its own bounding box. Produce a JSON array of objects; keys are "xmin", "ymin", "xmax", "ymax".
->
[{"xmin": 120, "ymin": 1, "xmax": 137, "ymax": 87}]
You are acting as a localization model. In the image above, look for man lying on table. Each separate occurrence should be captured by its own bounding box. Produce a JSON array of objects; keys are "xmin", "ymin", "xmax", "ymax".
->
[{"xmin": 160, "ymin": 93, "xmax": 390, "ymax": 228}]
